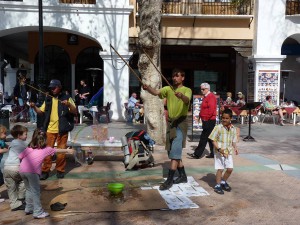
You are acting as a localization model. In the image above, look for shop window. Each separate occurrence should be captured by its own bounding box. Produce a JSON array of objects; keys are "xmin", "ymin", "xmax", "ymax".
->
[
  {"xmin": 129, "ymin": 69, "xmax": 142, "ymax": 96},
  {"xmin": 34, "ymin": 45, "xmax": 71, "ymax": 92},
  {"xmin": 75, "ymin": 47, "xmax": 103, "ymax": 101},
  {"xmin": 194, "ymin": 70, "xmax": 219, "ymax": 93}
]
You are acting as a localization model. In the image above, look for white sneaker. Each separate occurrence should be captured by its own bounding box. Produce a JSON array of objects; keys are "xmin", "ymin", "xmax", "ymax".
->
[{"xmin": 34, "ymin": 211, "xmax": 50, "ymax": 219}]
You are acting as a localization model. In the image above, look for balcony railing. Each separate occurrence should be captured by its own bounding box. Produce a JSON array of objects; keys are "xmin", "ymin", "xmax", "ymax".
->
[
  {"xmin": 286, "ymin": 0, "xmax": 300, "ymax": 15},
  {"xmin": 2, "ymin": 0, "xmax": 95, "ymax": 2},
  {"xmin": 161, "ymin": 0, "xmax": 253, "ymax": 15},
  {"xmin": 59, "ymin": 0, "xmax": 95, "ymax": 4}
]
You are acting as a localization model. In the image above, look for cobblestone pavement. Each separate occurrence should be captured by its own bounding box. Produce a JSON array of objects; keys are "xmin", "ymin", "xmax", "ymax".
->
[{"xmin": 0, "ymin": 119, "xmax": 299, "ymax": 225}]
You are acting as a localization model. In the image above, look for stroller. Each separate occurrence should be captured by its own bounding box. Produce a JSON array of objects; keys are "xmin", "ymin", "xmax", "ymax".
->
[{"xmin": 121, "ymin": 130, "xmax": 155, "ymax": 170}]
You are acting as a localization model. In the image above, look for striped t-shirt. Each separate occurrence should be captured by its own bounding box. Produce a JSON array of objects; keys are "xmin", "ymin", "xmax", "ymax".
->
[{"xmin": 209, "ymin": 124, "xmax": 237, "ymax": 154}]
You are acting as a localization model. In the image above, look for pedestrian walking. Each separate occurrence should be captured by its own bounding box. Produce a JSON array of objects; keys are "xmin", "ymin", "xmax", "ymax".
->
[{"xmin": 188, "ymin": 82, "xmax": 216, "ymax": 159}]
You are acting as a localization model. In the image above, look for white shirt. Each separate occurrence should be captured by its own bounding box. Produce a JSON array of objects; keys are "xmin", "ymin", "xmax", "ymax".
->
[{"xmin": 128, "ymin": 96, "xmax": 138, "ymax": 108}]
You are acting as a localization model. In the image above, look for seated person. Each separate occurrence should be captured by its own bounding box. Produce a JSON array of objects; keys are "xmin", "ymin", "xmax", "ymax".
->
[
  {"xmin": 127, "ymin": 92, "xmax": 143, "ymax": 123},
  {"xmin": 235, "ymin": 92, "xmax": 246, "ymax": 107},
  {"xmin": 264, "ymin": 95, "xmax": 285, "ymax": 126},
  {"xmin": 225, "ymin": 92, "xmax": 233, "ymax": 105},
  {"xmin": 287, "ymin": 101, "xmax": 295, "ymax": 107}
]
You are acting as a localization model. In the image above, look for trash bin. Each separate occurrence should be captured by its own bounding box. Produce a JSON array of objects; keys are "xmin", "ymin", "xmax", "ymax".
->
[{"xmin": 0, "ymin": 109, "xmax": 9, "ymax": 132}]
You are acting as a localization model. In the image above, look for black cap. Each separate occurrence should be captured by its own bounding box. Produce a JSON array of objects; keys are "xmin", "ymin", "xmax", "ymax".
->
[{"xmin": 48, "ymin": 79, "xmax": 61, "ymax": 88}]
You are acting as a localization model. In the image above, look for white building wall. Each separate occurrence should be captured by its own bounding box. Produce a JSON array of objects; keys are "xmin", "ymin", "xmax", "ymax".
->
[
  {"xmin": 0, "ymin": 0, "xmax": 133, "ymax": 120},
  {"xmin": 251, "ymin": 0, "xmax": 300, "ymax": 104},
  {"xmin": 101, "ymin": 53, "xmax": 130, "ymax": 120},
  {"xmin": 253, "ymin": 0, "xmax": 287, "ymax": 56}
]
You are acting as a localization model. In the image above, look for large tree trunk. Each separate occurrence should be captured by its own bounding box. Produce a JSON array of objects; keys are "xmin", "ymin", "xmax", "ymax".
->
[{"xmin": 138, "ymin": 0, "xmax": 166, "ymax": 145}]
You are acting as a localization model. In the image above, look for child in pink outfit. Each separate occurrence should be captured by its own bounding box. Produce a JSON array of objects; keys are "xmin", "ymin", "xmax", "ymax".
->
[{"xmin": 19, "ymin": 128, "xmax": 74, "ymax": 219}]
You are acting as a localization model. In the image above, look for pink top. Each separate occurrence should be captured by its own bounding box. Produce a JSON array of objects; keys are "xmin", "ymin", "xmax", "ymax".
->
[{"xmin": 19, "ymin": 147, "xmax": 56, "ymax": 175}]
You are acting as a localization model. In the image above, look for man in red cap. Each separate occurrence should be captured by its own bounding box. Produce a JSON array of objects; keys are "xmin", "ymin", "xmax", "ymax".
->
[{"xmin": 30, "ymin": 79, "xmax": 77, "ymax": 179}]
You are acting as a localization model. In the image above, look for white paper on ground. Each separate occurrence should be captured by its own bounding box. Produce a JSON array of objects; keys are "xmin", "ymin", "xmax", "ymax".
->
[{"xmin": 141, "ymin": 176, "xmax": 209, "ymax": 210}]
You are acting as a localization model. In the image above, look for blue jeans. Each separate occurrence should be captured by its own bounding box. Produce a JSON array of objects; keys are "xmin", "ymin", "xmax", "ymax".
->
[
  {"xmin": 127, "ymin": 107, "xmax": 140, "ymax": 122},
  {"xmin": 29, "ymin": 107, "xmax": 37, "ymax": 123},
  {"xmin": 20, "ymin": 172, "xmax": 44, "ymax": 216},
  {"xmin": 168, "ymin": 127, "xmax": 183, "ymax": 160},
  {"xmin": 18, "ymin": 98, "xmax": 24, "ymax": 107}
]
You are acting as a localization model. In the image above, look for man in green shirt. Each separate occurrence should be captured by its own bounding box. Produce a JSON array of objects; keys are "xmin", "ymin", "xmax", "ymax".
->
[{"xmin": 143, "ymin": 68, "xmax": 192, "ymax": 190}]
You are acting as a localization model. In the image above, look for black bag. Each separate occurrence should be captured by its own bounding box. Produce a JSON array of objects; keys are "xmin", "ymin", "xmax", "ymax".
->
[{"xmin": 50, "ymin": 202, "xmax": 67, "ymax": 211}]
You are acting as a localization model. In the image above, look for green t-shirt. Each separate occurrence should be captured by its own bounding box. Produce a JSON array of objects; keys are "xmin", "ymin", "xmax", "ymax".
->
[{"xmin": 159, "ymin": 86, "xmax": 192, "ymax": 119}]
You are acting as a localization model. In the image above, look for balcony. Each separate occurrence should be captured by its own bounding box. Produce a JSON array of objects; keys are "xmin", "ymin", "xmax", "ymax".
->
[
  {"xmin": 59, "ymin": 0, "xmax": 95, "ymax": 3},
  {"xmin": 286, "ymin": 0, "xmax": 300, "ymax": 15},
  {"xmin": 161, "ymin": 0, "xmax": 253, "ymax": 15}
]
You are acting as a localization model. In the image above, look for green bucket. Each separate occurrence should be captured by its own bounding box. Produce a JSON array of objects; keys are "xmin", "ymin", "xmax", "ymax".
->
[{"xmin": 107, "ymin": 183, "xmax": 124, "ymax": 195}]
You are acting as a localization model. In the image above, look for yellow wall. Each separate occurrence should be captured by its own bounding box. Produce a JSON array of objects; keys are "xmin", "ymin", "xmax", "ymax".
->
[
  {"xmin": 130, "ymin": 17, "xmax": 253, "ymax": 40},
  {"xmin": 28, "ymin": 32, "xmax": 100, "ymax": 64},
  {"xmin": 161, "ymin": 17, "xmax": 253, "ymax": 40}
]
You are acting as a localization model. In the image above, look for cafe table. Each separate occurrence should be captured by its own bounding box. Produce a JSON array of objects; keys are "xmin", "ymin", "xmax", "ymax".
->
[{"xmin": 283, "ymin": 107, "xmax": 297, "ymax": 124}]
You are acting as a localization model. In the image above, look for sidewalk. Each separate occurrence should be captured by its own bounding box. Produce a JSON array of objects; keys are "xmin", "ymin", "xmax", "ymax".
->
[{"xmin": 0, "ymin": 119, "xmax": 299, "ymax": 225}]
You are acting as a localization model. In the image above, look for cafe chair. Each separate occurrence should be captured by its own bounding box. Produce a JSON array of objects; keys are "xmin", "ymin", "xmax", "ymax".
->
[
  {"xmin": 260, "ymin": 106, "xmax": 277, "ymax": 125},
  {"xmin": 97, "ymin": 102, "xmax": 112, "ymax": 123},
  {"xmin": 124, "ymin": 102, "xmax": 131, "ymax": 121}
]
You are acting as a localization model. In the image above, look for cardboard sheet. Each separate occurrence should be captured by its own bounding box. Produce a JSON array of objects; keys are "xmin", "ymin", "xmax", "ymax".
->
[{"xmin": 41, "ymin": 188, "xmax": 168, "ymax": 213}]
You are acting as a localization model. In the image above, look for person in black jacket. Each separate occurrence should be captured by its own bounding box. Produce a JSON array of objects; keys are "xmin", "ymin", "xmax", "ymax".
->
[
  {"xmin": 13, "ymin": 74, "xmax": 27, "ymax": 107},
  {"xmin": 27, "ymin": 82, "xmax": 38, "ymax": 124},
  {"xmin": 30, "ymin": 79, "xmax": 77, "ymax": 180}
]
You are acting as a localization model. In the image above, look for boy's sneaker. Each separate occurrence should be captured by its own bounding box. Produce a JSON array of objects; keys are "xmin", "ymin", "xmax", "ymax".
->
[
  {"xmin": 34, "ymin": 212, "xmax": 50, "ymax": 219},
  {"xmin": 11, "ymin": 203, "xmax": 25, "ymax": 211},
  {"xmin": 25, "ymin": 210, "xmax": 33, "ymax": 215},
  {"xmin": 221, "ymin": 182, "xmax": 232, "ymax": 192},
  {"xmin": 214, "ymin": 185, "xmax": 224, "ymax": 195}
]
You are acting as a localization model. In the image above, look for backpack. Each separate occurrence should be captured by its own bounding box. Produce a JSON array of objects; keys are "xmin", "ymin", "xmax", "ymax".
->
[
  {"xmin": 122, "ymin": 130, "xmax": 155, "ymax": 169},
  {"xmin": 125, "ymin": 130, "xmax": 155, "ymax": 154}
]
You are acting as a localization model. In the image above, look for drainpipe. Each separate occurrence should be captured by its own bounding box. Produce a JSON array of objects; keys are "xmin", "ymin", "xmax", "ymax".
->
[{"xmin": 39, "ymin": 0, "xmax": 44, "ymax": 82}]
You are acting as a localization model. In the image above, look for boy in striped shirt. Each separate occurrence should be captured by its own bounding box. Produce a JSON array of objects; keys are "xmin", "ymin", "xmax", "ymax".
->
[{"xmin": 209, "ymin": 108, "xmax": 239, "ymax": 194}]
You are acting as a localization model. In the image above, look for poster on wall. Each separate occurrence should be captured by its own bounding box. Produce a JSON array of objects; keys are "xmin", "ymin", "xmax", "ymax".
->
[
  {"xmin": 192, "ymin": 95, "xmax": 203, "ymax": 132},
  {"xmin": 191, "ymin": 95, "xmax": 220, "ymax": 140},
  {"xmin": 257, "ymin": 70, "xmax": 279, "ymax": 103}
]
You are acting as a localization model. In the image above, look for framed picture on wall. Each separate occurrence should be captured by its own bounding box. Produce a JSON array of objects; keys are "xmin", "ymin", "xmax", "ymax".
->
[{"xmin": 67, "ymin": 34, "xmax": 78, "ymax": 45}]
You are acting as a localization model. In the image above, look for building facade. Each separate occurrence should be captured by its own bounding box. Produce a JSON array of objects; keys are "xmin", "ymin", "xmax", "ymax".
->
[
  {"xmin": 0, "ymin": 0, "xmax": 133, "ymax": 120},
  {"xmin": 252, "ymin": 0, "xmax": 300, "ymax": 105},
  {"xmin": 1, "ymin": 0, "xmax": 300, "ymax": 121}
]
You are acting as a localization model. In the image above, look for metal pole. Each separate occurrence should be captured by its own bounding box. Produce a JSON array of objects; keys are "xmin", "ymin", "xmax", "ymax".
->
[
  {"xmin": 38, "ymin": 0, "xmax": 44, "ymax": 82},
  {"xmin": 283, "ymin": 79, "xmax": 286, "ymax": 103}
]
